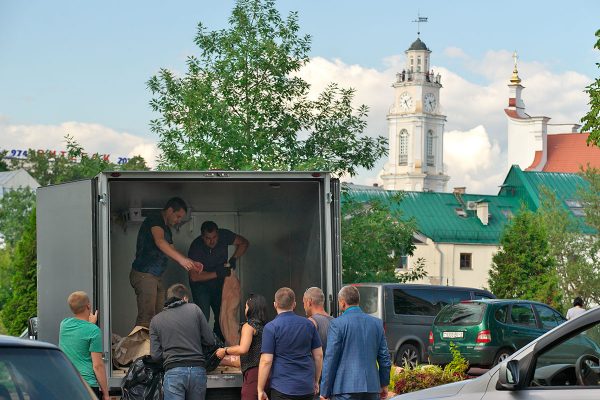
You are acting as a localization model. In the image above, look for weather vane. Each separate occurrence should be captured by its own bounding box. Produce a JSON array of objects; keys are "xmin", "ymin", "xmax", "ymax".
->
[{"xmin": 412, "ymin": 12, "xmax": 428, "ymax": 37}]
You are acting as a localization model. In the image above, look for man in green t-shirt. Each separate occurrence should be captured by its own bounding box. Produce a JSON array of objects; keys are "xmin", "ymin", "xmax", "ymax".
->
[{"xmin": 59, "ymin": 291, "xmax": 109, "ymax": 400}]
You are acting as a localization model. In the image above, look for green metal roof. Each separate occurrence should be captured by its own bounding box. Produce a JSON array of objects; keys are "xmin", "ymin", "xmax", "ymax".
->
[
  {"xmin": 345, "ymin": 166, "xmax": 592, "ymax": 245},
  {"xmin": 499, "ymin": 165, "xmax": 589, "ymax": 210},
  {"xmin": 345, "ymin": 186, "xmax": 521, "ymax": 245}
]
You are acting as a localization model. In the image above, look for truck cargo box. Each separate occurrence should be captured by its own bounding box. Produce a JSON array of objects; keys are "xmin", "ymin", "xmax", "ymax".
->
[{"xmin": 37, "ymin": 171, "xmax": 341, "ymax": 392}]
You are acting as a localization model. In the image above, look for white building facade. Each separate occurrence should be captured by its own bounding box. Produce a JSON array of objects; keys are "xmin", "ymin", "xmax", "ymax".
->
[{"xmin": 381, "ymin": 37, "xmax": 449, "ymax": 192}]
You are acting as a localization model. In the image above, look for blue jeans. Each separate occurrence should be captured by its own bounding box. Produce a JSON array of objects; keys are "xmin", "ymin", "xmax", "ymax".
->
[
  {"xmin": 163, "ymin": 366, "xmax": 207, "ymax": 400},
  {"xmin": 332, "ymin": 394, "xmax": 379, "ymax": 400}
]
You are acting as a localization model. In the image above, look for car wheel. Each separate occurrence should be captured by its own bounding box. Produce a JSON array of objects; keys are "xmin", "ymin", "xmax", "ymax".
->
[
  {"xmin": 493, "ymin": 348, "xmax": 513, "ymax": 366},
  {"xmin": 397, "ymin": 344, "xmax": 421, "ymax": 368}
]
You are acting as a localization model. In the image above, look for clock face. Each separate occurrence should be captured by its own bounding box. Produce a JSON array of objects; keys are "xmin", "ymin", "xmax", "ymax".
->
[
  {"xmin": 424, "ymin": 93, "xmax": 437, "ymax": 113},
  {"xmin": 399, "ymin": 92, "xmax": 413, "ymax": 111}
]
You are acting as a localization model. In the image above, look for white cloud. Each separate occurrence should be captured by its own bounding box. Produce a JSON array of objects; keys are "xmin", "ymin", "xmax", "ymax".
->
[
  {"xmin": 444, "ymin": 125, "xmax": 505, "ymax": 194},
  {"xmin": 0, "ymin": 121, "xmax": 160, "ymax": 167}
]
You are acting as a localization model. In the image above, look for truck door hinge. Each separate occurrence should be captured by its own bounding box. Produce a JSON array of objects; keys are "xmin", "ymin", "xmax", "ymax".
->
[
  {"xmin": 98, "ymin": 193, "xmax": 108, "ymax": 205},
  {"xmin": 326, "ymin": 192, "xmax": 333, "ymax": 204}
]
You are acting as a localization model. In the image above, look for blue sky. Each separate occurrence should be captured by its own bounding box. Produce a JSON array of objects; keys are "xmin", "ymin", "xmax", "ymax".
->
[{"xmin": 1, "ymin": 0, "xmax": 598, "ymax": 192}]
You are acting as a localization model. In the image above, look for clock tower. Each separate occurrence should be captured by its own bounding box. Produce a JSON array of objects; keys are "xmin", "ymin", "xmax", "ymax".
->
[{"xmin": 380, "ymin": 37, "xmax": 449, "ymax": 192}]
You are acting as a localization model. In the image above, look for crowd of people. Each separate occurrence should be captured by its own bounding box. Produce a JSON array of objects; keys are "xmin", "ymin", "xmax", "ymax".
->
[{"xmin": 57, "ymin": 284, "xmax": 392, "ymax": 400}]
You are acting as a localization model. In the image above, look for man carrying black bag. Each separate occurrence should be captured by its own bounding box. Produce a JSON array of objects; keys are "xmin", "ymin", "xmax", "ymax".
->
[{"xmin": 149, "ymin": 283, "xmax": 215, "ymax": 400}]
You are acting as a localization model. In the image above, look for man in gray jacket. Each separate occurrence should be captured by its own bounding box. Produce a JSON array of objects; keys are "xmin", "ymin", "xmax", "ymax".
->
[{"xmin": 150, "ymin": 283, "xmax": 215, "ymax": 400}]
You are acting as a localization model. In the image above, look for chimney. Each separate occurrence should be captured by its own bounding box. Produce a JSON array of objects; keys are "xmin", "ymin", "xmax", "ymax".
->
[{"xmin": 476, "ymin": 201, "xmax": 489, "ymax": 226}]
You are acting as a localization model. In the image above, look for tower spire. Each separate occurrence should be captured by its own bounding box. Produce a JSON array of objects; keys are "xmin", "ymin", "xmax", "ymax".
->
[
  {"xmin": 412, "ymin": 13, "xmax": 428, "ymax": 37},
  {"xmin": 510, "ymin": 50, "xmax": 522, "ymax": 84}
]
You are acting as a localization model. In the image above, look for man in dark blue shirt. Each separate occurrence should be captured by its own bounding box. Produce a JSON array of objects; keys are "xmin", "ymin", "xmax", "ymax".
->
[
  {"xmin": 130, "ymin": 197, "xmax": 202, "ymax": 327},
  {"xmin": 188, "ymin": 221, "xmax": 249, "ymax": 341},
  {"xmin": 257, "ymin": 287, "xmax": 323, "ymax": 400}
]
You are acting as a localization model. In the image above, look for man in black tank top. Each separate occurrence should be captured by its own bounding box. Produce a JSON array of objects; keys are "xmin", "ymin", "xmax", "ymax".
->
[{"xmin": 303, "ymin": 287, "xmax": 333, "ymax": 355}]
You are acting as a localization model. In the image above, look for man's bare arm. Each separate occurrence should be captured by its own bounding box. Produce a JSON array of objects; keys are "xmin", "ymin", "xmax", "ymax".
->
[
  {"xmin": 91, "ymin": 352, "xmax": 109, "ymax": 400},
  {"xmin": 312, "ymin": 347, "xmax": 323, "ymax": 394},
  {"xmin": 231, "ymin": 234, "xmax": 249, "ymax": 259},
  {"xmin": 257, "ymin": 353, "xmax": 273, "ymax": 400},
  {"xmin": 151, "ymin": 226, "xmax": 201, "ymax": 271}
]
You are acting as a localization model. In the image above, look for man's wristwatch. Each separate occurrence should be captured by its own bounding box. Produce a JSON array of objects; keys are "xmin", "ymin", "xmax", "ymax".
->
[{"xmin": 224, "ymin": 347, "xmax": 228, "ymax": 355}]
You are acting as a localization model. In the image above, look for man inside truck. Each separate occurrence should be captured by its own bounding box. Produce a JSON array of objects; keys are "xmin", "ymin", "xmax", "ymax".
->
[
  {"xmin": 188, "ymin": 220, "xmax": 249, "ymax": 341},
  {"xmin": 130, "ymin": 197, "xmax": 203, "ymax": 327}
]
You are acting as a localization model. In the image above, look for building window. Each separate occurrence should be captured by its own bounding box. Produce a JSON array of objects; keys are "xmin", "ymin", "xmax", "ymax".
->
[
  {"xmin": 397, "ymin": 254, "xmax": 408, "ymax": 270},
  {"xmin": 565, "ymin": 199, "xmax": 585, "ymax": 217},
  {"xmin": 399, "ymin": 130, "xmax": 408, "ymax": 165},
  {"xmin": 426, "ymin": 130, "xmax": 435, "ymax": 166},
  {"xmin": 460, "ymin": 253, "xmax": 472, "ymax": 270},
  {"xmin": 454, "ymin": 208, "xmax": 467, "ymax": 217}
]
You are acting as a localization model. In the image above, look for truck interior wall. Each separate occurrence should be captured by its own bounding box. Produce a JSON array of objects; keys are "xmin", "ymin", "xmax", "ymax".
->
[{"xmin": 109, "ymin": 180, "xmax": 325, "ymax": 338}]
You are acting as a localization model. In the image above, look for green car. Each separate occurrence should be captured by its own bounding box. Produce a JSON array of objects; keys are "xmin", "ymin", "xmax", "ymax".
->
[{"xmin": 428, "ymin": 299, "xmax": 566, "ymax": 368}]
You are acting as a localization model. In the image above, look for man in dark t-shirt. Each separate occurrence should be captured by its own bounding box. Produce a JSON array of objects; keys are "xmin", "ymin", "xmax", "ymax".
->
[
  {"xmin": 130, "ymin": 197, "xmax": 202, "ymax": 327},
  {"xmin": 188, "ymin": 220, "xmax": 249, "ymax": 341}
]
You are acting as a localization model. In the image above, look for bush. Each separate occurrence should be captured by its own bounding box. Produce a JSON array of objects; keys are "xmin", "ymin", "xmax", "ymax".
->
[{"xmin": 391, "ymin": 342, "xmax": 469, "ymax": 394}]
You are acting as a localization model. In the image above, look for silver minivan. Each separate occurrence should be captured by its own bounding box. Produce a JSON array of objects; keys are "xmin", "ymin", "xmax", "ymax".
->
[
  {"xmin": 392, "ymin": 307, "xmax": 600, "ymax": 399},
  {"xmin": 353, "ymin": 283, "xmax": 495, "ymax": 367}
]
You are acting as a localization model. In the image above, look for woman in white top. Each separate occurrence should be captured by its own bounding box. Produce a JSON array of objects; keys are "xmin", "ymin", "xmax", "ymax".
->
[{"xmin": 566, "ymin": 296, "xmax": 586, "ymax": 320}]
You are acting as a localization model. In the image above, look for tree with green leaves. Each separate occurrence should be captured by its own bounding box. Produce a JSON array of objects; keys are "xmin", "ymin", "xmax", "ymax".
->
[
  {"xmin": 1, "ymin": 210, "xmax": 37, "ymax": 336},
  {"xmin": 583, "ymin": 29, "xmax": 600, "ymax": 146},
  {"xmin": 537, "ymin": 186, "xmax": 599, "ymax": 311},
  {"xmin": 488, "ymin": 208, "xmax": 561, "ymax": 309},
  {"xmin": 341, "ymin": 192, "xmax": 426, "ymax": 283},
  {"xmin": 0, "ymin": 187, "xmax": 36, "ymax": 247},
  {"xmin": 148, "ymin": 0, "xmax": 386, "ymax": 176}
]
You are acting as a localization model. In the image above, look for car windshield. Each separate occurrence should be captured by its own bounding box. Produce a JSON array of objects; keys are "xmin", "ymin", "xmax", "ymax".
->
[
  {"xmin": 356, "ymin": 286, "xmax": 379, "ymax": 315},
  {"xmin": 435, "ymin": 303, "xmax": 486, "ymax": 326},
  {"xmin": 0, "ymin": 347, "xmax": 94, "ymax": 399}
]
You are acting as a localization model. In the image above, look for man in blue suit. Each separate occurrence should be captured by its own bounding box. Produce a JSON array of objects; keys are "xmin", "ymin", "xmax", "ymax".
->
[{"xmin": 320, "ymin": 285, "xmax": 392, "ymax": 400}]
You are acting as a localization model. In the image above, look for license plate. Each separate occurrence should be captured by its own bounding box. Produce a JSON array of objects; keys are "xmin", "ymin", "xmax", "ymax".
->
[{"xmin": 442, "ymin": 331, "xmax": 464, "ymax": 339}]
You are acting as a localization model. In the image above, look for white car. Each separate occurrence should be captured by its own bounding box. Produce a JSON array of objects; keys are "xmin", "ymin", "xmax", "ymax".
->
[{"xmin": 392, "ymin": 307, "xmax": 600, "ymax": 399}]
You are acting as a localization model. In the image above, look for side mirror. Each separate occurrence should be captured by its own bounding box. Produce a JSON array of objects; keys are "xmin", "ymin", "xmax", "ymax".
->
[
  {"xmin": 27, "ymin": 317, "xmax": 38, "ymax": 340},
  {"xmin": 497, "ymin": 360, "xmax": 521, "ymax": 390}
]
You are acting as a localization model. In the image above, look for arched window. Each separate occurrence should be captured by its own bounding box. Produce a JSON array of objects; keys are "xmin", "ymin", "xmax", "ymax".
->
[
  {"xmin": 399, "ymin": 130, "xmax": 408, "ymax": 165},
  {"xmin": 417, "ymin": 57, "xmax": 421, "ymax": 73},
  {"xmin": 426, "ymin": 130, "xmax": 435, "ymax": 166}
]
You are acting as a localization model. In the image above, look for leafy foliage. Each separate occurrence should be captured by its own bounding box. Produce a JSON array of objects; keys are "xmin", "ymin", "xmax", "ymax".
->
[
  {"xmin": 341, "ymin": 192, "xmax": 426, "ymax": 283},
  {"xmin": 1, "ymin": 210, "xmax": 37, "ymax": 336},
  {"xmin": 0, "ymin": 188, "xmax": 36, "ymax": 247},
  {"xmin": 0, "ymin": 247, "xmax": 14, "ymax": 319},
  {"xmin": 584, "ymin": 29, "xmax": 600, "ymax": 147},
  {"xmin": 537, "ymin": 186, "xmax": 600, "ymax": 311},
  {"xmin": 488, "ymin": 207, "xmax": 561, "ymax": 308},
  {"xmin": 148, "ymin": 0, "xmax": 387, "ymax": 176},
  {"xmin": 390, "ymin": 342, "xmax": 469, "ymax": 394}
]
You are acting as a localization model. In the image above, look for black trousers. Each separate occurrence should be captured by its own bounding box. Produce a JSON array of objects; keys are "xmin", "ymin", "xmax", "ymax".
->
[
  {"xmin": 271, "ymin": 388, "xmax": 313, "ymax": 400},
  {"xmin": 189, "ymin": 278, "xmax": 224, "ymax": 341}
]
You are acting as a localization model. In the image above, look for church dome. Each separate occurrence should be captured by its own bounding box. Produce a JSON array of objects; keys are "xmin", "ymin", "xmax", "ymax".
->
[{"xmin": 408, "ymin": 38, "xmax": 429, "ymax": 51}]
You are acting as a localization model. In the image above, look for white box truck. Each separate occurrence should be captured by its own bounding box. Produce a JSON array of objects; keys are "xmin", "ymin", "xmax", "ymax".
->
[{"xmin": 36, "ymin": 171, "xmax": 342, "ymax": 398}]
